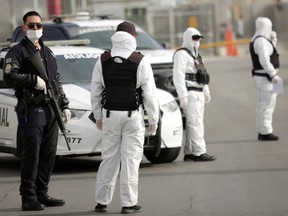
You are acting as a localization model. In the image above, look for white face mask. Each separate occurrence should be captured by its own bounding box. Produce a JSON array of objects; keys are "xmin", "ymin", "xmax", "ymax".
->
[
  {"xmin": 26, "ymin": 29, "xmax": 43, "ymax": 43},
  {"xmin": 192, "ymin": 40, "xmax": 200, "ymax": 50}
]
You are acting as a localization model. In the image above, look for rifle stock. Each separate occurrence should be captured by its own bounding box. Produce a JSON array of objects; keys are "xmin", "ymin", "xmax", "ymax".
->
[{"xmin": 30, "ymin": 52, "xmax": 71, "ymax": 151}]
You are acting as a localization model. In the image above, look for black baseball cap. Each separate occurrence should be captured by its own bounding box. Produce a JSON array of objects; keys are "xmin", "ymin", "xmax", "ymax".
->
[
  {"xmin": 192, "ymin": 35, "xmax": 204, "ymax": 41},
  {"xmin": 116, "ymin": 21, "xmax": 137, "ymax": 36}
]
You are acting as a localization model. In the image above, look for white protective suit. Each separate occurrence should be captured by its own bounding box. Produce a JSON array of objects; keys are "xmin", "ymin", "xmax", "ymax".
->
[
  {"xmin": 251, "ymin": 17, "xmax": 279, "ymax": 135},
  {"xmin": 173, "ymin": 27, "xmax": 210, "ymax": 156},
  {"xmin": 91, "ymin": 31, "xmax": 159, "ymax": 207}
]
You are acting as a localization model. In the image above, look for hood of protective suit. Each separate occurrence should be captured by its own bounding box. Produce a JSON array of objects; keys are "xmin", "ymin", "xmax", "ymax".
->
[
  {"xmin": 182, "ymin": 27, "xmax": 202, "ymax": 55},
  {"xmin": 111, "ymin": 31, "xmax": 137, "ymax": 53},
  {"xmin": 252, "ymin": 17, "xmax": 272, "ymax": 41}
]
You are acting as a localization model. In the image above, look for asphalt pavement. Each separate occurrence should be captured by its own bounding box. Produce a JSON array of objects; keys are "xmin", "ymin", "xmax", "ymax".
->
[{"xmin": 1, "ymin": 47, "xmax": 288, "ymax": 216}]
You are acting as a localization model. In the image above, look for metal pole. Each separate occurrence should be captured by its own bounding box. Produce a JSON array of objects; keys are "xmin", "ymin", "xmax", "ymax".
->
[
  {"xmin": 168, "ymin": 7, "xmax": 175, "ymax": 48},
  {"xmin": 81, "ymin": 0, "xmax": 87, "ymax": 11},
  {"xmin": 10, "ymin": 0, "xmax": 16, "ymax": 33},
  {"xmin": 70, "ymin": 0, "xmax": 76, "ymax": 15},
  {"xmin": 33, "ymin": 0, "xmax": 39, "ymax": 11}
]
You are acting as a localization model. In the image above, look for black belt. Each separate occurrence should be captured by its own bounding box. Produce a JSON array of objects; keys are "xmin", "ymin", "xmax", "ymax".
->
[
  {"xmin": 252, "ymin": 70, "xmax": 272, "ymax": 81},
  {"xmin": 187, "ymin": 86, "xmax": 203, "ymax": 92}
]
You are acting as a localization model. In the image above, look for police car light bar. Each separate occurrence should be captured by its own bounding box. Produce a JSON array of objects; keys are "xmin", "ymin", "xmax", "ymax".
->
[
  {"xmin": 45, "ymin": 39, "xmax": 91, "ymax": 46},
  {"xmin": 50, "ymin": 13, "xmax": 113, "ymax": 23}
]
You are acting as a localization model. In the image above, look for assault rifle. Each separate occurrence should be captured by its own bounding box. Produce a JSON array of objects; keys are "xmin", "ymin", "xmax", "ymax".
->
[{"xmin": 30, "ymin": 52, "xmax": 71, "ymax": 150}]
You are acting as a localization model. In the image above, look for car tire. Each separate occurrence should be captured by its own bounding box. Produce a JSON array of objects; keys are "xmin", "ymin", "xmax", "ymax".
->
[
  {"xmin": 144, "ymin": 147, "xmax": 181, "ymax": 164},
  {"xmin": 144, "ymin": 111, "xmax": 181, "ymax": 164}
]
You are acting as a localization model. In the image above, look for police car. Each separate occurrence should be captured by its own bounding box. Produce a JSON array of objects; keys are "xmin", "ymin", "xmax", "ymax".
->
[
  {"xmin": 0, "ymin": 40, "xmax": 183, "ymax": 163},
  {"xmin": 12, "ymin": 14, "xmax": 176, "ymax": 96}
]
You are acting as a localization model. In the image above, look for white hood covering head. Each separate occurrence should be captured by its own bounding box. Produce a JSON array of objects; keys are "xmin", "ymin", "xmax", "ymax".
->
[
  {"xmin": 111, "ymin": 31, "xmax": 137, "ymax": 55},
  {"xmin": 252, "ymin": 17, "xmax": 273, "ymax": 41},
  {"xmin": 182, "ymin": 27, "xmax": 203, "ymax": 55}
]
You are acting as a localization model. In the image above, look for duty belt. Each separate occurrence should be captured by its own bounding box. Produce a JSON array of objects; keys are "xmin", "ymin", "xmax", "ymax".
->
[
  {"xmin": 31, "ymin": 93, "xmax": 51, "ymax": 105},
  {"xmin": 187, "ymin": 86, "xmax": 203, "ymax": 92}
]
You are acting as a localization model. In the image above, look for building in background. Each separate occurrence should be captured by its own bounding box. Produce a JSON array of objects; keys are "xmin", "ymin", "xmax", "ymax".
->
[{"xmin": 0, "ymin": 0, "xmax": 286, "ymax": 55}]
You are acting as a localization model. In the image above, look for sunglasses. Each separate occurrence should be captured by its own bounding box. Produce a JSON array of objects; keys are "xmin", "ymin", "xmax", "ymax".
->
[
  {"xmin": 192, "ymin": 35, "xmax": 203, "ymax": 41},
  {"xmin": 26, "ymin": 22, "xmax": 43, "ymax": 29}
]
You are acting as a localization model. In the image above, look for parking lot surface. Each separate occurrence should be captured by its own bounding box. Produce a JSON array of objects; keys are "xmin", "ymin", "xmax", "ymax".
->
[{"xmin": 1, "ymin": 50, "xmax": 288, "ymax": 216}]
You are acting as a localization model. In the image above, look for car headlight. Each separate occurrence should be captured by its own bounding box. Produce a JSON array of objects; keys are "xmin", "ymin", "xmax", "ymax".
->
[
  {"xmin": 70, "ymin": 109, "xmax": 87, "ymax": 120},
  {"xmin": 160, "ymin": 100, "xmax": 179, "ymax": 113}
]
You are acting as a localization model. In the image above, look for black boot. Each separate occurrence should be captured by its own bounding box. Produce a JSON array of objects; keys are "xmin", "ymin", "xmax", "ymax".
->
[
  {"xmin": 121, "ymin": 205, "xmax": 142, "ymax": 214},
  {"xmin": 192, "ymin": 153, "xmax": 217, "ymax": 162},
  {"xmin": 22, "ymin": 200, "xmax": 45, "ymax": 211},
  {"xmin": 95, "ymin": 203, "xmax": 107, "ymax": 212},
  {"xmin": 38, "ymin": 195, "xmax": 65, "ymax": 207},
  {"xmin": 258, "ymin": 133, "xmax": 279, "ymax": 141},
  {"xmin": 183, "ymin": 154, "xmax": 194, "ymax": 161}
]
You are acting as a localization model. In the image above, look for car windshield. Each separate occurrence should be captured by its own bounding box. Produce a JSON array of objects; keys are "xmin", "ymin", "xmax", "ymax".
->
[
  {"xmin": 68, "ymin": 28, "xmax": 163, "ymax": 50},
  {"xmin": 56, "ymin": 54, "xmax": 98, "ymax": 84}
]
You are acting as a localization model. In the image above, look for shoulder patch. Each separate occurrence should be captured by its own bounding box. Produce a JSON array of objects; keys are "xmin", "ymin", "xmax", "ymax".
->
[
  {"xmin": 5, "ymin": 64, "xmax": 12, "ymax": 73},
  {"xmin": 5, "ymin": 58, "xmax": 12, "ymax": 64}
]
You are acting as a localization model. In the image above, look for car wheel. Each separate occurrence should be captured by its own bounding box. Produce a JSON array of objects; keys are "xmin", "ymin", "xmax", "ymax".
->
[
  {"xmin": 144, "ymin": 147, "xmax": 181, "ymax": 164},
  {"xmin": 144, "ymin": 116, "xmax": 181, "ymax": 163}
]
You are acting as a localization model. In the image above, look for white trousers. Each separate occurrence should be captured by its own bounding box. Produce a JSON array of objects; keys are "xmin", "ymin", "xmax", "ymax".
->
[
  {"xmin": 256, "ymin": 88, "xmax": 277, "ymax": 134},
  {"xmin": 183, "ymin": 91, "xmax": 206, "ymax": 156},
  {"xmin": 95, "ymin": 109, "xmax": 145, "ymax": 207}
]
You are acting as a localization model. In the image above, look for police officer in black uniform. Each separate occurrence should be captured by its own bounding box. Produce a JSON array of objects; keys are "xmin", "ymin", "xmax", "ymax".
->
[{"xmin": 3, "ymin": 11, "xmax": 71, "ymax": 211}]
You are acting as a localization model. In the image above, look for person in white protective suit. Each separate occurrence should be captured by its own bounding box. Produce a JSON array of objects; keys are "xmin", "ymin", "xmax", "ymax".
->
[
  {"xmin": 249, "ymin": 17, "xmax": 281, "ymax": 141},
  {"xmin": 90, "ymin": 21, "xmax": 159, "ymax": 214},
  {"xmin": 173, "ymin": 27, "xmax": 216, "ymax": 162}
]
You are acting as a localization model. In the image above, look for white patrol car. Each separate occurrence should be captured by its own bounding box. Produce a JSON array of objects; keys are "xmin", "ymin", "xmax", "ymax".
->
[
  {"xmin": 12, "ymin": 15, "xmax": 176, "ymax": 97},
  {"xmin": 0, "ymin": 41, "xmax": 183, "ymax": 163}
]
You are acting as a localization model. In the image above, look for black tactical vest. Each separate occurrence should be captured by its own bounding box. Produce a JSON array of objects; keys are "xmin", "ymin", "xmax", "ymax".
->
[
  {"xmin": 174, "ymin": 47, "xmax": 210, "ymax": 85},
  {"xmin": 101, "ymin": 51, "xmax": 144, "ymax": 112},
  {"xmin": 249, "ymin": 35, "xmax": 279, "ymax": 70}
]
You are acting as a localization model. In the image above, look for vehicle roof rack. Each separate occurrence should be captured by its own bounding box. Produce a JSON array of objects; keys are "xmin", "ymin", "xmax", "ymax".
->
[
  {"xmin": 0, "ymin": 38, "xmax": 15, "ymax": 49},
  {"xmin": 0, "ymin": 39, "xmax": 90, "ymax": 48}
]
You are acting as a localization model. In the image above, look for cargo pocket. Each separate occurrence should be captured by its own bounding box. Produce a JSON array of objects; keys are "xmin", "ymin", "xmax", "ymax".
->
[{"xmin": 24, "ymin": 106, "xmax": 48, "ymax": 127}]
